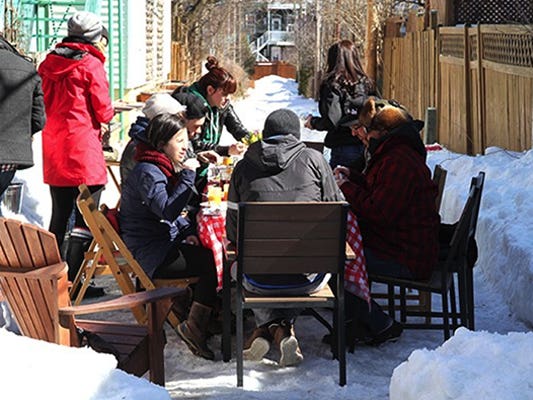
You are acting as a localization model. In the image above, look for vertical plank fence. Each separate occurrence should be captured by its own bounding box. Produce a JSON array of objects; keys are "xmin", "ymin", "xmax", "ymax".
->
[{"xmin": 382, "ymin": 20, "xmax": 533, "ymax": 154}]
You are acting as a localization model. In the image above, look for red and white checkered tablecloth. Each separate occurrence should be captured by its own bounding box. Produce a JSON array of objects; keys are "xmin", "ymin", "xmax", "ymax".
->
[
  {"xmin": 345, "ymin": 211, "xmax": 370, "ymax": 303},
  {"xmin": 197, "ymin": 211, "xmax": 226, "ymax": 291}
]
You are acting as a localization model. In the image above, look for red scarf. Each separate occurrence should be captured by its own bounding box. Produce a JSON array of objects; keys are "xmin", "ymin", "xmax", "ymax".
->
[{"xmin": 134, "ymin": 142, "xmax": 179, "ymax": 186}]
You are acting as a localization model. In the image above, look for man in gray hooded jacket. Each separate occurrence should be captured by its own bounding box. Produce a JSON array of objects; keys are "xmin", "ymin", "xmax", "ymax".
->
[{"xmin": 226, "ymin": 108, "xmax": 344, "ymax": 367}]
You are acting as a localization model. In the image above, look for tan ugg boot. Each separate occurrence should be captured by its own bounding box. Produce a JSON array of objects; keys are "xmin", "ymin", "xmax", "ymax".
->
[
  {"xmin": 270, "ymin": 320, "xmax": 303, "ymax": 367},
  {"xmin": 243, "ymin": 325, "xmax": 272, "ymax": 361},
  {"xmin": 177, "ymin": 301, "xmax": 215, "ymax": 360}
]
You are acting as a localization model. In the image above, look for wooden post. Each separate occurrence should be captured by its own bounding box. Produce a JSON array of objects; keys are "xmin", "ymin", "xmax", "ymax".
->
[
  {"xmin": 476, "ymin": 24, "xmax": 486, "ymax": 154},
  {"xmin": 430, "ymin": 9, "xmax": 439, "ymax": 30},
  {"xmin": 424, "ymin": 107, "xmax": 438, "ymax": 143},
  {"xmin": 463, "ymin": 25, "xmax": 473, "ymax": 155}
]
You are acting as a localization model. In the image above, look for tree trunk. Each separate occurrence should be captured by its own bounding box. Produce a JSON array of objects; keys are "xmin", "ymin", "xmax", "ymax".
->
[{"xmin": 364, "ymin": 0, "xmax": 377, "ymax": 83}]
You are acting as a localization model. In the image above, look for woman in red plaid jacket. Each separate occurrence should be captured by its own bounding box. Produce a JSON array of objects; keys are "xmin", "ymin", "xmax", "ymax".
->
[{"xmin": 334, "ymin": 98, "xmax": 440, "ymax": 346}]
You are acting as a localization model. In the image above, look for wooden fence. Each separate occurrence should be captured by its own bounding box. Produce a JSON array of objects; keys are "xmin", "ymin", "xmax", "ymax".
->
[
  {"xmin": 382, "ymin": 23, "xmax": 533, "ymax": 153},
  {"xmin": 252, "ymin": 62, "xmax": 297, "ymax": 81}
]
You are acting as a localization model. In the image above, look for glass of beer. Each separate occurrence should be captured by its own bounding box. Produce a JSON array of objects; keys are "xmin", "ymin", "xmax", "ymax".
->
[{"xmin": 207, "ymin": 186, "xmax": 222, "ymax": 207}]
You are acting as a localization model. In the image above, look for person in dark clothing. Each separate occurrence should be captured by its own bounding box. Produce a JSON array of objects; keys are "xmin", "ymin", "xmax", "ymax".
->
[
  {"xmin": 119, "ymin": 113, "xmax": 218, "ymax": 360},
  {"xmin": 305, "ymin": 40, "xmax": 375, "ymax": 169},
  {"xmin": 0, "ymin": 34, "xmax": 45, "ymax": 212},
  {"xmin": 171, "ymin": 56, "xmax": 248, "ymax": 160},
  {"xmin": 38, "ymin": 11, "xmax": 114, "ymax": 298},
  {"xmin": 226, "ymin": 108, "xmax": 345, "ymax": 367},
  {"xmin": 170, "ymin": 92, "xmax": 221, "ymax": 165},
  {"xmin": 333, "ymin": 98, "xmax": 440, "ymax": 345}
]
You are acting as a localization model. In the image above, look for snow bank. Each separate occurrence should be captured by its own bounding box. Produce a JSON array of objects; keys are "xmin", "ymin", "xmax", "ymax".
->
[
  {"xmin": 427, "ymin": 147, "xmax": 533, "ymax": 326},
  {"xmin": 390, "ymin": 327, "xmax": 533, "ymax": 400},
  {"xmin": 0, "ymin": 329, "xmax": 170, "ymax": 400}
]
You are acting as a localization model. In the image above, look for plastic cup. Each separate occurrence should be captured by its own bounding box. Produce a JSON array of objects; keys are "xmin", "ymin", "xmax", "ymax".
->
[{"xmin": 207, "ymin": 186, "xmax": 222, "ymax": 206}]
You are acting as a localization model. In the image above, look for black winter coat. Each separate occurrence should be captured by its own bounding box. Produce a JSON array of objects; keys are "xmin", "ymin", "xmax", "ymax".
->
[
  {"xmin": 0, "ymin": 37, "xmax": 45, "ymax": 168},
  {"xmin": 310, "ymin": 78, "xmax": 371, "ymax": 149},
  {"xmin": 226, "ymin": 135, "xmax": 344, "ymax": 241}
]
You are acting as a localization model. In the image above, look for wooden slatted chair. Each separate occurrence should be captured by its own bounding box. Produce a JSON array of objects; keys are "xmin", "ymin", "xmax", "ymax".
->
[
  {"xmin": 0, "ymin": 262, "xmax": 183, "ymax": 386},
  {"xmin": 0, "ymin": 216, "xmax": 62, "ymax": 309},
  {"xmin": 369, "ymin": 172, "xmax": 484, "ymax": 340},
  {"xmin": 70, "ymin": 238, "xmax": 113, "ymax": 304},
  {"xmin": 0, "ymin": 217, "xmax": 184, "ymax": 385},
  {"xmin": 76, "ymin": 184, "xmax": 198, "ymax": 328},
  {"xmin": 226, "ymin": 202, "xmax": 350, "ymax": 387}
]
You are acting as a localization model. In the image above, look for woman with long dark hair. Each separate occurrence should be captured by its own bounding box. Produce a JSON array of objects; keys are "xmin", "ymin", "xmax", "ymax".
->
[
  {"xmin": 119, "ymin": 113, "xmax": 218, "ymax": 360},
  {"xmin": 305, "ymin": 40, "xmax": 375, "ymax": 168}
]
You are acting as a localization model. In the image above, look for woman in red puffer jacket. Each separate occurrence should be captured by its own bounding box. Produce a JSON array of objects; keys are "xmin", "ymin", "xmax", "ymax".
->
[{"xmin": 38, "ymin": 11, "xmax": 114, "ymax": 295}]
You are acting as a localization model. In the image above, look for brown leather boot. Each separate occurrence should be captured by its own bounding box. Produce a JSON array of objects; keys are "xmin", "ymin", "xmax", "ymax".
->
[
  {"xmin": 177, "ymin": 302, "xmax": 215, "ymax": 360},
  {"xmin": 171, "ymin": 287, "xmax": 193, "ymax": 322},
  {"xmin": 270, "ymin": 320, "xmax": 303, "ymax": 367},
  {"xmin": 243, "ymin": 325, "xmax": 272, "ymax": 361}
]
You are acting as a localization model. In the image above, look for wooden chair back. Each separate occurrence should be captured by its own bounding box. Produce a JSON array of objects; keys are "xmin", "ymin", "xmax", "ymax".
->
[
  {"xmin": 0, "ymin": 217, "xmax": 63, "ymax": 313},
  {"xmin": 76, "ymin": 184, "xmax": 196, "ymax": 327},
  {"xmin": 0, "ymin": 217, "xmax": 61, "ymax": 269},
  {"xmin": 233, "ymin": 201, "xmax": 349, "ymax": 387},
  {"xmin": 0, "ymin": 262, "xmax": 72, "ymax": 345},
  {"xmin": 237, "ymin": 202, "xmax": 348, "ymax": 276},
  {"xmin": 433, "ymin": 164, "xmax": 447, "ymax": 212}
]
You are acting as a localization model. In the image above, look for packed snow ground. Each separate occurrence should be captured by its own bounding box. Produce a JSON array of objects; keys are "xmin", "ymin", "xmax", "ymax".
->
[{"xmin": 1, "ymin": 75, "xmax": 532, "ymax": 399}]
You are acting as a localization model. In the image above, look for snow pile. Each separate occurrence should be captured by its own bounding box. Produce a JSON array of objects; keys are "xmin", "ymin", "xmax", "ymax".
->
[
  {"xmin": 426, "ymin": 147, "xmax": 533, "ymax": 326},
  {"xmin": 0, "ymin": 329, "xmax": 170, "ymax": 400},
  {"xmin": 390, "ymin": 327, "xmax": 533, "ymax": 400}
]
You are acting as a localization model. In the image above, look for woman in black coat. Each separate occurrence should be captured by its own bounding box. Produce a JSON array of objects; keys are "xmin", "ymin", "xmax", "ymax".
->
[{"xmin": 305, "ymin": 40, "xmax": 375, "ymax": 169}]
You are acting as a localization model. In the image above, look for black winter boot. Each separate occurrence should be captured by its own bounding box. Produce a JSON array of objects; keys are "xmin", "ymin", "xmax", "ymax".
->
[
  {"xmin": 177, "ymin": 301, "xmax": 215, "ymax": 360},
  {"xmin": 66, "ymin": 228, "xmax": 105, "ymax": 298}
]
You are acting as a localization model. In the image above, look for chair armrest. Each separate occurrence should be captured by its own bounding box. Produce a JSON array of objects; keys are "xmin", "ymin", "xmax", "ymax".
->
[{"xmin": 58, "ymin": 287, "xmax": 185, "ymax": 316}]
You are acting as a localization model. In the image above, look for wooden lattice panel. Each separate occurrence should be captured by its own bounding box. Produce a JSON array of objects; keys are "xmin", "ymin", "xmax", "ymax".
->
[
  {"xmin": 483, "ymin": 33, "xmax": 533, "ymax": 68},
  {"xmin": 469, "ymin": 33, "xmax": 478, "ymax": 62},
  {"xmin": 440, "ymin": 33, "xmax": 464, "ymax": 58},
  {"xmin": 454, "ymin": 0, "xmax": 533, "ymax": 24}
]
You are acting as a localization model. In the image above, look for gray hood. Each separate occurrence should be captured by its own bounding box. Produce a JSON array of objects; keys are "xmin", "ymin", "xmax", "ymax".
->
[{"xmin": 244, "ymin": 135, "xmax": 306, "ymax": 173}]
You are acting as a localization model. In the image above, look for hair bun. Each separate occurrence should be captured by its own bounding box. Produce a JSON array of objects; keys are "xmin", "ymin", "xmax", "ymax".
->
[{"xmin": 205, "ymin": 55, "xmax": 219, "ymax": 71}]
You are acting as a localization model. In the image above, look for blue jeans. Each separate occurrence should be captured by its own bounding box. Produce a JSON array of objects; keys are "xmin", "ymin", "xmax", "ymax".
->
[
  {"xmin": 364, "ymin": 248, "xmax": 414, "ymax": 279},
  {"xmin": 249, "ymin": 275, "xmax": 330, "ymax": 326},
  {"xmin": 231, "ymin": 263, "xmax": 331, "ymax": 326},
  {"xmin": 349, "ymin": 249, "xmax": 413, "ymax": 334},
  {"xmin": 329, "ymin": 144, "xmax": 365, "ymax": 169}
]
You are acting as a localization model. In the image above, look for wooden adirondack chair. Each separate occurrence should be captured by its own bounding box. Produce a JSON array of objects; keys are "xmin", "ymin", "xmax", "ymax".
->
[
  {"xmin": 0, "ymin": 217, "xmax": 185, "ymax": 385},
  {"xmin": 75, "ymin": 184, "xmax": 198, "ymax": 327}
]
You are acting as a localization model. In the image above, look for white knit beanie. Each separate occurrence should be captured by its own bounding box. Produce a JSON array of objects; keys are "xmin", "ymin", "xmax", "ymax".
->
[
  {"xmin": 142, "ymin": 93, "xmax": 186, "ymax": 120},
  {"xmin": 67, "ymin": 11, "xmax": 104, "ymax": 43}
]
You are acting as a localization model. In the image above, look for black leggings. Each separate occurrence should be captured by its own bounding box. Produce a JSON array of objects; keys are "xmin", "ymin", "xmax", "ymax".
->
[
  {"xmin": 154, "ymin": 243, "xmax": 218, "ymax": 307},
  {"xmin": 49, "ymin": 185, "xmax": 104, "ymax": 249}
]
